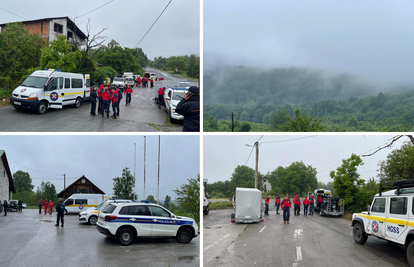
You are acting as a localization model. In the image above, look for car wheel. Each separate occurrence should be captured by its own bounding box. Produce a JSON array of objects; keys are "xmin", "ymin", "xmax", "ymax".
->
[
  {"xmin": 407, "ymin": 241, "xmax": 414, "ymax": 267},
  {"xmin": 74, "ymin": 97, "xmax": 81, "ymax": 108},
  {"xmin": 88, "ymin": 216, "xmax": 98, "ymax": 225},
  {"xmin": 204, "ymin": 205, "xmax": 209, "ymax": 215},
  {"xmin": 176, "ymin": 228, "xmax": 193, "ymax": 243},
  {"xmin": 118, "ymin": 228, "xmax": 134, "ymax": 246},
  {"xmin": 353, "ymin": 222, "xmax": 368, "ymax": 244},
  {"xmin": 37, "ymin": 102, "xmax": 47, "ymax": 114}
]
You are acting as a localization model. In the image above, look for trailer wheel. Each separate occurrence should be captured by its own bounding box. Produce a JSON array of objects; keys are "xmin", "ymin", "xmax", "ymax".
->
[{"xmin": 353, "ymin": 222, "xmax": 368, "ymax": 244}]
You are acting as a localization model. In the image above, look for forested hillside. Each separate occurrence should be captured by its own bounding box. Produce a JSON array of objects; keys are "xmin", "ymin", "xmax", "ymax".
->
[{"xmin": 204, "ymin": 65, "xmax": 414, "ymax": 132}]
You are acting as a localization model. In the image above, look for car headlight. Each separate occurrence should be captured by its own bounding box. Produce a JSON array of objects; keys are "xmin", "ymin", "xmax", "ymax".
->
[{"xmin": 28, "ymin": 92, "xmax": 38, "ymax": 100}]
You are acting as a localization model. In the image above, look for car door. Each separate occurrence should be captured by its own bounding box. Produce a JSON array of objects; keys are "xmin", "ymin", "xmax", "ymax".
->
[
  {"xmin": 385, "ymin": 196, "xmax": 409, "ymax": 243},
  {"xmin": 119, "ymin": 205, "xmax": 152, "ymax": 236},
  {"xmin": 148, "ymin": 206, "xmax": 177, "ymax": 237},
  {"xmin": 368, "ymin": 197, "xmax": 386, "ymax": 237},
  {"xmin": 45, "ymin": 77, "xmax": 64, "ymax": 109}
]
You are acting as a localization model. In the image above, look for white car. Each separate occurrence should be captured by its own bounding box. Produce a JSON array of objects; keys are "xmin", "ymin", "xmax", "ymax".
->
[
  {"xmin": 352, "ymin": 179, "xmax": 414, "ymax": 267},
  {"xmin": 163, "ymin": 88, "xmax": 188, "ymax": 121},
  {"xmin": 96, "ymin": 202, "xmax": 198, "ymax": 246},
  {"xmin": 111, "ymin": 77, "xmax": 125, "ymax": 89},
  {"xmin": 78, "ymin": 199, "xmax": 133, "ymax": 225}
]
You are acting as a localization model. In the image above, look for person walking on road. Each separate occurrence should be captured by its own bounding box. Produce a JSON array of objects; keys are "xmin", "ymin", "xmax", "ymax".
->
[
  {"xmin": 293, "ymin": 195, "xmax": 298, "ymax": 216},
  {"xmin": 296, "ymin": 196, "xmax": 301, "ymax": 215},
  {"xmin": 18, "ymin": 199, "xmax": 23, "ymax": 213},
  {"xmin": 110, "ymin": 87, "xmax": 119, "ymax": 119},
  {"xmin": 43, "ymin": 199, "xmax": 48, "ymax": 215},
  {"xmin": 175, "ymin": 86, "xmax": 200, "ymax": 132},
  {"xmin": 3, "ymin": 199, "xmax": 8, "ymax": 216},
  {"xmin": 90, "ymin": 87, "xmax": 97, "ymax": 116},
  {"xmin": 303, "ymin": 197, "xmax": 309, "ymax": 216},
  {"xmin": 275, "ymin": 195, "xmax": 281, "ymax": 214},
  {"xmin": 281, "ymin": 195, "xmax": 291, "ymax": 224},
  {"xmin": 264, "ymin": 195, "xmax": 270, "ymax": 216},
  {"xmin": 38, "ymin": 199, "xmax": 42, "ymax": 214},
  {"xmin": 55, "ymin": 198, "xmax": 65, "ymax": 227},
  {"xmin": 124, "ymin": 84, "xmax": 133, "ymax": 106},
  {"xmin": 48, "ymin": 200, "xmax": 53, "ymax": 215},
  {"xmin": 309, "ymin": 195, "xmax": 315, "ymax": 215},
  {"xmin": 158, "ymin": 87, "xmax": 165, "ymax": 109}
]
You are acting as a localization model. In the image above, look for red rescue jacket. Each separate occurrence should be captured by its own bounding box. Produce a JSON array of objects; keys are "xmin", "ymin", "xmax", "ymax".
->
[
  {"xmin": 275, "ymin": 198, "xmax": 280, "ymax": 205},
  {"xmin": 265, "ymin": 197, "xmax": 270, "ymax": 205},
  {"xmin": 303, "ymin": 198, "xmax": 310, "ymax": 205},
  {"xmin": 124, "ymin": 87, "xmax": 133, "ymax": 94},
  {"xmin": 111, "ymin": 90, "xmax": 118, "ymax": 104},
  {"xmin": 38, "ymin": 200, "xmax": 42, "ymax": 206},
  {"xmin": 297, "ymin": 198, "xmax": 301, "ymax": 206},
  {"xmin": 281, "ymin": 199, "xmax": 291, "ymax": 209},
  {"xmin": 102, "ymin": 90, "xmax": 111, "ymax": 101}
]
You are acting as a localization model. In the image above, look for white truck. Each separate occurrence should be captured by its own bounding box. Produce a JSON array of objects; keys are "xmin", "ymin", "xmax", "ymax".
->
[
  {"xmin": 203, "ymin": 179, "xmax": 209, "ymax": 215},
  {"xmin": 231, "ymin": 187, "xmax": 263, "ymax": 223}
]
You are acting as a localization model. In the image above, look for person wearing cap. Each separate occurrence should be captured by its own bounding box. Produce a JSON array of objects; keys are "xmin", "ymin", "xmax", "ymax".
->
[
  {"xmin": 175, "ymin": 86, "xmax": 200, "ymax": 132},
  {"xmin": 264, "ymin": 195, "xmax": 270, "ymax": 216},
  {"xmin": 309, "ymin": 195, "xmax": 315, "ymax": 215},
  {"xmin": 97, "ymin": 84, "xmax": 104, "ymax": 115},
  {"xmin": 275, "ymin": 194, "xmax": 281, "ymax": 214},
  {"xmin": 281, "ymin": 195, "xmax": 291, "ymax": 224},
  {"xmin": 303, "ymin": 196, "xmax": 309, "ymax": 216},
  {"xmin": 158, "ymin": 87, "xmax": 165, "ymax": 109}
]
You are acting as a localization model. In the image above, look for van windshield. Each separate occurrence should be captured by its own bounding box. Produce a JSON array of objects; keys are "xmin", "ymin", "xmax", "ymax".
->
[
  {"xmin": 172, "ymin": 91, "xmax": 185, "ymax": 101},
  {"xmin": 21, "ymin": 76, "xmax": 48, "ymax": 88}
]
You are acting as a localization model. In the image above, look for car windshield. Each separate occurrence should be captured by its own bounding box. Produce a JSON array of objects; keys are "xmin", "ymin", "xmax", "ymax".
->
[
  {"xmin": 102, "ymin": 204, "xmax": 116, "ymax": 214},
  {"xmin": 21, "ymin": 76, "xmax": 48, "ymax": 88},
  {"xmin": 126, "ymin": 78, "xmax": 133, "ymax": 81},
  {"xmin": 95, "ymin": 201, "xmax": 106, "ymax": 210},
  {"xmin": 113, "ymin": 78, "xmax": 124, "ymax": 82},
  {"xmin": 172, "ymin": 91, "xmax": 185, "ymax": 101}
]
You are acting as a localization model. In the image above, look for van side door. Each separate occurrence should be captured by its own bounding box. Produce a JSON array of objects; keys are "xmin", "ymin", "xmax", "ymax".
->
[
  {"xmin": 367, "ymin": 197, "xmax": 386, "ymax": 238},
  {"xmin": 45, "ymin": 77, "xmax": 64, "ymax": 109},
  {"xmin": 385, "ymin": 196, "xmax": 409, "ymax": 244}
]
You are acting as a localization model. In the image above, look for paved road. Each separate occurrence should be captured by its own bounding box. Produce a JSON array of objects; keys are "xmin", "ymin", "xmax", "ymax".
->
[
  {"xmin": 203, "ymin": 208, "xmax": 409, "ymax": 267},
  {"xmin": 0, "ymin": 209, "xmax": 199, "ymax": 267},
  {"xmin": 0, "ymin": 68, "xmax": 195, "ymax": 132}
]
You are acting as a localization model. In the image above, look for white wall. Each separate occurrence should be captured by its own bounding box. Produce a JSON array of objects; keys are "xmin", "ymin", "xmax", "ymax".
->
[{"xmin": 0, "ymin": 160, "xmax": 9, "ymax": 202}]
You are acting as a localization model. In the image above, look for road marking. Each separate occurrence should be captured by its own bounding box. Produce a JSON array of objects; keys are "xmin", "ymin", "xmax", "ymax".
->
[
  {"xmin": 259, "ymin": 225, "xmax": 266, "ymax": 233},
  {"xmin": 205, "ymin": 245, "xmax": 213, "ymax": 250},
  {"xmin": 293, "ymin": 229, "xmax": 303, "ymax": 240},
  {"xmin": 223, "ymin": 234, "xmax": 231, "ymax": 238},
  {"xmin": 292, "ymin": 264, "xmax": 298, "ymax": 267},
  {"xmin": 296, "ymin": 246, "xmax": 302, "ymax": 261}
]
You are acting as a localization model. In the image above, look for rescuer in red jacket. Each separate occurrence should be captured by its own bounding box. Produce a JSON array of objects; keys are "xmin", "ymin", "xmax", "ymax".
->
[
  {"xmin": 48, "ymin": 200, "xmax": 53, "ymax": 215},
  {"xmin": 110, "ymin": 87, "xmax": 119, "ymax": 119},
  {"xmin": 38, "ymin": 199, "xmax": 43, "ymax": 214},
  {"xmin": 293, "ymin": 195, "xmax": 298, "ymax": 215},
  {"xmin": 43, "ymin": 199, "xmax": 48, "ymax": 215},
  {"xmin": 137, "ymin": 77, "xmax": 141, "ymax": 87},
  {"xmin": 264, "ymin": 195, "xmax": 270, "ymax": 216},
  {"xmin": 97, "ymin": 84, "xmax": 104, "ymax": 115},
  {"xmin": 275, "ymin": 195, "xmax": 281, "ymax": 214},
  {"xmin": 317, "ymin": 195, "xmax": 323, "ymax": 211},
  {"xmin": 281, "ymin": 195, "xmax": 291, "ymax": 224},
  {"xmin": 101, "ymin": 87, "xmax": 111, "ymax": 118},
  {"xmin": 124, "ymin": 85, "xmax": 133, "ymax": 106},
  {"xmin": 296, "ymin": 196, "xmax": 301, "ymax": 216},
  {"xmin": 309, "ymin": 195, "xmax": 315, "ymax": 215},
  {"xmin": 303, "ymin": 197, "xmax": 310, "ymax": 216}
]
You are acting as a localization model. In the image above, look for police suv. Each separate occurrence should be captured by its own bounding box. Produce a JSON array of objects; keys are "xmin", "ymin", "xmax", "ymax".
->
[
  {"xmin": 96, "ymin": 202, "xmax": 198, "ymax": 246},
  {"xmin": 352, "ymin": 179, "xmax": 414, "ymax": 267}
]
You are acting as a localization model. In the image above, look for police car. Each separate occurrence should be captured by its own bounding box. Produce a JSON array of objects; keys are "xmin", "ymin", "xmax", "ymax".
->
[
  {"xmin": 352, "ymin": 179, "xmax": 414, "ymax": 267},
  {"xmin": 96, "ymin": 202, "xmax": 198, "ymax": 246},
  {"xmin": 78, "ymin": 199, "xmax": 133, "ymax": 225}
]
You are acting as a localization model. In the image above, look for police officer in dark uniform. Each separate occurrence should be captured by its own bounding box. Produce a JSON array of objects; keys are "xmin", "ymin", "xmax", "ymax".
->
[
  {"xmin": 175, "ymin": 86, "xmax": 200, "ymax": 132},
  {"xmin": 3, "ymin": 199, "xmax": 8, "ymax": 216},
  {"xmin": 90, "ymin": 87, "xmax": 97, "ymax": 116},
  {"xmin": 55, "ymin": 198, "xmax": 65, "ymax": 227}
]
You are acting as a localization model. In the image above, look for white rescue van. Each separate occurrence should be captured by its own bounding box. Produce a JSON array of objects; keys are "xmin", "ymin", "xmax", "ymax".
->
[
  {"xmin": 63, "ymin": 193, "xmax": 103, "ymax": 214},
  {"xmin": 10, "ymin": 69, "xmax": 90, "ymax": 114}
]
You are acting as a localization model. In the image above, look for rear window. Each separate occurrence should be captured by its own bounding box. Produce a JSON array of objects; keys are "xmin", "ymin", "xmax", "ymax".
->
[
  {"xmin": 119, "ymin": 205, "xmax": 150, "ymax": 216},
  {"xmin": 102, "ymin": 204, "xmax": 117, "ymax": 214},
  {"xmin": 72, "ymin": 78, "xmax": 83, "ymax": 88}
]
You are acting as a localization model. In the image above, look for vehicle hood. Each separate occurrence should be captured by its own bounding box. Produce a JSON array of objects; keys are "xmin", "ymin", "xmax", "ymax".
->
[{"xmin": 12, "ymin": 85, "xmax": 41, "ymax": 96}]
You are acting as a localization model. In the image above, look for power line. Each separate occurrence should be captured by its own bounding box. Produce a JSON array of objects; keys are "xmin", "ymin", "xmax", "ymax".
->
[
  {"xmin": 0, "ymin": 6, "xmax": 28, "ymax": 20},
  {"xmin": 245, "ymin": 136, "xmax": 263, "ymax": 165},
  {"xmin": 260, "ymin": 135, "xmax": 317, "ymax": 144},
  {"xmin": 75, "ymin": 0, "xmax": 115, "ymax": 19},
  {"xmin": 8, "ymin": 159, "xmax": 60, "ymax": 177},
  {"xmin": 134, "ymin": 0, "xmax": 173, "ymax": 48}
]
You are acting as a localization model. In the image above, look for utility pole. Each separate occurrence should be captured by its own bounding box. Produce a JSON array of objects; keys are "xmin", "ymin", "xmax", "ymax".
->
[
  {"xmin": 144, "ymin": 136, "xmax": 146, "ymax": 200},
  {"xmin": 255, "ymin": 142, "xmax": 259, "ymax": 189},
  {"xmin": 157, "ymin": 135, "xmax": 160, "ymax": 204},
  {"xmin": 134, "ymin": 143, "xmax": 136, "ymax": 200},
  {"xmin": 62, "ymin": 174, "xmax": 66, "ymax": 191},
  {"xmin": 231, "ymin": 112, "xmax": 234, "ymax": 132}
]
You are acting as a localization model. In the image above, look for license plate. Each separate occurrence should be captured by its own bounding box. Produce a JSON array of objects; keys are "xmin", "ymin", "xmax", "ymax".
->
[
  {"xmin": 243, "ymin": 221, "xmax": 253, "ymax": 223},
  {"xmin": 14, "ymin": 102, "xmax": 21, "ymax": 106}
]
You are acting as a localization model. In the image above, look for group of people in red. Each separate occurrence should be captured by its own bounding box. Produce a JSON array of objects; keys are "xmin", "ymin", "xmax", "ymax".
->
[
  {"xmin": 91, "ymin": 84, "xmax": 133, "ymax": 119},
  {"xmin": 264, "ymin": 194, "xmax": 317, "ymax": 224},
  {"xmin": 38, "ymin": 199, "xmax": 53, "ymax": 215},
  {"xmin": 135, "ymin": 76, "xmax": 160, "ymax": 88}
]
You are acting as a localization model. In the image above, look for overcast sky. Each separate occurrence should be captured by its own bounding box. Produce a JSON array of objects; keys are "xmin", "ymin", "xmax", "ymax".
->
[
  {"xmin": 0, "ymin": 135, "xmax": 200, "ymax": 202},
  {"xmin": 204, "ymin": 135, "xmax": 409, "ymax": 186},
  {"xmin": 0, "ymin": 0, "xmax": 199, "ymax": 60},
  {"xmin": 204, "ymin": 0, "xmax": 414, "ymax": 85}
]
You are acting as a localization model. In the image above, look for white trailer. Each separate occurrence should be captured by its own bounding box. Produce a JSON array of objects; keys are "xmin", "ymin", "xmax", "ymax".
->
[
  {"xmin": 203, "ymin": 179, "xmax": 209, "ymax": 215},
  {"xmin": 231, "ymin": 187, "xmax": 263, "ymax": 223}
]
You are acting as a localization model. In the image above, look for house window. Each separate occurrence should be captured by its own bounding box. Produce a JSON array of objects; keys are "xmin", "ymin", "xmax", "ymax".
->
[
  {"xmin": 54, "ymin": 23, "xmax": 63, "ymax": 33},
  {"xmin": 67, "ymin": 31, "xmax": 73, "ymax": 39},
  {"xmin": 81, "ymin": 178, "xmax": 85, "ymax": 184}
]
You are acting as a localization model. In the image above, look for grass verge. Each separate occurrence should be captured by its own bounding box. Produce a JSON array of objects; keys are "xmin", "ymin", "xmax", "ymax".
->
[
  {"xmin": 209, "ymin": 201, "xmax": 233, "ymax": 210},
  {"xmin": 0, "ymin": 88, "xmax": 11, "ymax": 107}
]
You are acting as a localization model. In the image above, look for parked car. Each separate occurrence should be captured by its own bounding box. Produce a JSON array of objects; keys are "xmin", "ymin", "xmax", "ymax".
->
[
  {"xmin": 7, "ymin": 200, "xmax": 18, "ymax": 212},
  {"xmin": 163, "ymin": 87, "xmax": 188, "ymax": 121},
  {"xmin": 22, "ymin": 203, "xmax": 27, "ymax": 209}
]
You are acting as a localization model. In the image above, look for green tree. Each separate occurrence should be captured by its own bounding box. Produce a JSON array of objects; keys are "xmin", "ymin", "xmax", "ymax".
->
[
  {"xmin": 146, "ymin": 195, "xmax": 157, "ymax": 204},
  {"xmin": 166, "ymin": 56, "xmax": 186, "ymax": 73},
  {"xmin": 186, "ymin": 54, "xmax": 200, "ymax": 78},
  {"xmin": 378, "ymin": 142, "xmax": 414, "ymax": 185},
  {"xmin": 163, "ymin": 195, "xmax": 171, "ymax": 210},
  {"xmin": 0, "ymin": 22, "xmax": 46, "ymax": 89},
  {"xmin": 172, "ymin": 176, "xmax": 200, "ymax": 225},
  {"xmin": 229, "ymin": 165, "xmax": 263, "ymax": 194},
  {"xmin": 97, "ymin": 40, "xmax": 142, "ymax": 75},
  {"xmin": 112, "ymin": 167, "xmax": 137, "ymax": 199},
  {"xmin": 92, "ymin": 66, "xmax": 117, "ymax": 85},
  {"xmin": 330, "ymin": 154, "xmax": 365, "ymax": 206},
  {"xmin": 269, "ymin": 110, "xmax": 289, "ymax": 131},
  {"xmin": 35, "ymin": 181, "xmax": 58, "ymax": 204},
  {"xmin": 239, "ymin": 110, "xmax": 249, "ymax": 122},
  {"xmin": 274, "ymin": 161, "xmax": 318, "ymax": 196},
  {"xmin": 40, "ymin": 35, "xmax": 82, "ymax": 72},
  {"xmin": 238, "ymin": 122, "xmax": 251, "ymax": 132},
  {"xmin": 279, "ymin": 109, "xmax": 326, "ymax": 132},
  {"xmin": 12, "ymin": 170, "xmax": 34, "ymax": 193}
]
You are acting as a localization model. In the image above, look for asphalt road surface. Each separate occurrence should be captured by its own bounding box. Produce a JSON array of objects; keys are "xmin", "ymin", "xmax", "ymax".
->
[
  {"xmin": 0, "ymin": 209, "xmax": 199, "ymax": 267},
  {"xmin": 0, "ymin": 68, "xmax": 196, "ymax": 132},
  {"xmin": 203, "ymin": 208, "xmax": 409, "ymax": 267}
]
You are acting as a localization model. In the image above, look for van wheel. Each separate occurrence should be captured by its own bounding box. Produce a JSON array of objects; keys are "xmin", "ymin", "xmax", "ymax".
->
[
  {"xmin": 37, "ymin": 102, "xmax": 47, "ymax": 114},
  {"xmin": 74, "ymin": 97, "xmax": 81, "ymax": 108},
  {"xmin": 64, "ymin": 209, "xmax": 68, "ymax": 215},
  {"xmin": 88, "ymin": 216, "xmax": 98, "ymax": 225},
  {"xmin": 353, "ymin": 222, "xmax": 368, "ymax": 244},
  {"xmin": 176, "ymin": 228, "xmax": 193, "ymax": 243},
  {"xmin": 117, "ymin": 228, "xmax": 134, "ymax": 246},
  {"xmin": 407, "ymin": 241, "xmax": 414, "ymax": 267}
]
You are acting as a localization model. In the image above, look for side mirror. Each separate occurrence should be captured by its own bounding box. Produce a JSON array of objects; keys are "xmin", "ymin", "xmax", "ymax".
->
[
  {"xmin": 165, "ymin": 97, "xmax": 171, "ymax": 100},
  {"xmin": 208, "ymin": 194, "xmax": 211, "ymax": 199},
  {"xmin": 367, "ymin": 205, "xmax": 371, "ymax": 215}
]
